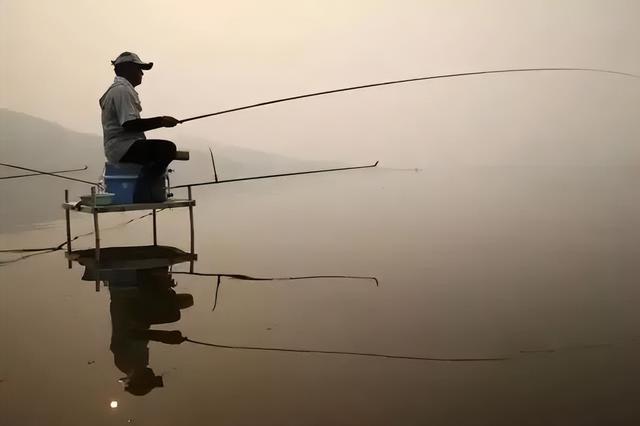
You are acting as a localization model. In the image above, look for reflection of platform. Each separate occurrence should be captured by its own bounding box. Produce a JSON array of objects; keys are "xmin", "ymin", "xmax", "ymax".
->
[
  {"xmin": 68, "ymin": 245, "xmax": 197, "ymax": 286},
  {"xmin": 67, "ymin": 245, "xmax": 197, "ymax": 271}
]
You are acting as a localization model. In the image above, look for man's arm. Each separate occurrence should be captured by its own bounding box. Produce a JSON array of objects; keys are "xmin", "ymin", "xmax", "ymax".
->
[
  {"xmin": 109, "ymin": 85, "xmax": 178, "ymax": 131},
  {"xmin": 123, "ymin": 116, "xmax": 179, "ymax": 132}
]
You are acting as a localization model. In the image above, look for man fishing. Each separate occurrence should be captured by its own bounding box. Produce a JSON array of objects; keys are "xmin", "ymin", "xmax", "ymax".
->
[{"xmin": 99, "ymin": 51, "xmax": 180, "ymax": 201}]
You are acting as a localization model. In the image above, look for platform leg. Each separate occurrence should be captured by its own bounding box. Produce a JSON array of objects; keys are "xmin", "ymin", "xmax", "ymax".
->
[
  {"xmin": 188, "ymin": 186, "xmax": 194, "ymax": 258},
  {"xmin": 93, "ymin": 212, "xmax": 100, "ymax": 261},
  {"xmin": 152, "ymin": 209, "xmax": 157, "ymax": 246},
  {"xmin": 64, "ymin": 189, "xmax": 72, "ymax": 269},
  {"xmin": 92, "ymin": 187, "xmax": 101, "ymax": 262}
]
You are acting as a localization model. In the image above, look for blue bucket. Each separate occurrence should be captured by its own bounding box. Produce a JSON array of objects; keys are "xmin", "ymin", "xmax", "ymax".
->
[
  {"xmin": 104, "ymin": 163, "xmax": 169, "ymax": 204},
  {"xmin": 104, "ymin": 163, "xmax": 143, "ymax": 204}
]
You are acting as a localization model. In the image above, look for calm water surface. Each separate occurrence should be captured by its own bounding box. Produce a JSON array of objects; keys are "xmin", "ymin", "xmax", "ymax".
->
[{"xmin": 1, "ymin": 166, "xmax": 639, "ymax": 425}]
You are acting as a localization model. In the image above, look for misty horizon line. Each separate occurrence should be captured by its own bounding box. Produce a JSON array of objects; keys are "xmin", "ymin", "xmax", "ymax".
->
[{"xmin": 0, "ymin": 107, "xmax": 282, "ymax": 156}]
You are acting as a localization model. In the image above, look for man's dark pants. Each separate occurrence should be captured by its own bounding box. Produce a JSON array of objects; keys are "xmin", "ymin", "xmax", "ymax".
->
[{"xmin": 120, "ymin": 139, "xmax": 177, "ymax": 202}]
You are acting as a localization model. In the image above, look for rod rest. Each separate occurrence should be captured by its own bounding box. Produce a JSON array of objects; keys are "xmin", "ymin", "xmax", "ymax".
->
[{"xmin": 175, "ymin": 150, "xmax": 190, "ymax": 161}]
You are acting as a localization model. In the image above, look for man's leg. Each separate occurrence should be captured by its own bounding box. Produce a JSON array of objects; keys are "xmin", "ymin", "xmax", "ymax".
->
[
  {"xmin": 120, "ymin": 139, "xmax": 177, "ymax": 174},
  {"xmin": 120, "ymin": 140, "xmax": 177, "ymax": 202}
]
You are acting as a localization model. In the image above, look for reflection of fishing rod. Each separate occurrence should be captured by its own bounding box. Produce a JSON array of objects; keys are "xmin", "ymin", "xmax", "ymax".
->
[
  {"xmin": 178, "ymin": 67, "xmax": 640, "ymax": 124},
  {"xmin": 174, "ymin": 271, "xmax": 378, "ymax": 285},
  {"xmin": 0, "ymin": 163, "xmax": 100, "ymax": 187},
  {"xmin": 173, "ymin": 271, "xmax": 379, "ymax": 312},
  {"xmin": 183, "ymin": 336, "xmax": 509, "ymax": 362},
  {"xmin": 0, "ymin": 165, "xmax": 88, "ymax": 180},
  {"xmin": 173, "ymin": 161, "xmax": 378, "ymax": 189},
  {"xmin": 180, "ymin": 332, "xmax": 640, "ymax": 363}
]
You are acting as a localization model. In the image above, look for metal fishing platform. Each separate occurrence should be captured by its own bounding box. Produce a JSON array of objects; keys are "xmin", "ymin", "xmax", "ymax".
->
[
  {"xmin": 62, "ymin": 188, "xmax": 196, "ymax": 262},
  {"xmin": 62, "ymin": 151, "xmax": 195, "ymax": 262},
  {"xmin": 57, "ymin": 147, "xmax": 380, "ymax": 269}
]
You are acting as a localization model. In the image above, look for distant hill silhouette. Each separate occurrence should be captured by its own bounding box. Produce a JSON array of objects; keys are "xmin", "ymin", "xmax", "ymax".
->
[
  {"xmin": 0, "ymin": 108, "xmax": 104, "ymax": 173},
  {"xmin": 0, "ymin": 108, "xmax": 332, "ymax": 232}
]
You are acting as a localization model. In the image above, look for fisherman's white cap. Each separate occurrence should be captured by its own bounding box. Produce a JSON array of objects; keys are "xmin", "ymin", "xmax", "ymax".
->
[{"xmin": 111, "ymin": 52, "xmax": 153, "ymax": 70}]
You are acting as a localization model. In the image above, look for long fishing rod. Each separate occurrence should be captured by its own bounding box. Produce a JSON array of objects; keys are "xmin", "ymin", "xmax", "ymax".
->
[
  {"xmin": 0, "ymin": 163, "xmax": 100, "ymax": 187},
  {"xmin": 0, "ymin": 165, "xmax": 88, "ymax": 180},
  {"xmin": 173, "ymin": 161, "xmax": 378, "ymax": 189},
  {"xmin": 178, "ymin": 67, "xmax": 640, "ymax": 124}
]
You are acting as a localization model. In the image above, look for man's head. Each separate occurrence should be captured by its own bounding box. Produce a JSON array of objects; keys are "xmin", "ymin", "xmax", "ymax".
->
[{"xmin": 111, "ymin": 52, "xmax": 153, "ymax": 87}]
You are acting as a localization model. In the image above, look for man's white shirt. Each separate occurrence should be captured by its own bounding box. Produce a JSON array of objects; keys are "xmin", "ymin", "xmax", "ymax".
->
[{"xmin": 99, "ymin": 76, "xmax": 146, "ymax": 163}]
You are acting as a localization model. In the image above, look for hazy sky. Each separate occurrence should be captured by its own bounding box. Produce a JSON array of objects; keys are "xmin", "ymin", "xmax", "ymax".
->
[{"xmin": 1, "ymin": 0, "xmax": 639, "ymax": 164}]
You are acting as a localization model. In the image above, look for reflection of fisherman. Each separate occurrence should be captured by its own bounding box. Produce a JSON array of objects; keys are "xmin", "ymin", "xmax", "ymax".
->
[
  {"xmin": 99, "ymin": 51, "xmax": 180, "ymax": 201},
  {"xmin": 108, "ymin": 267, "xmax": 192, "ymax": 395}
]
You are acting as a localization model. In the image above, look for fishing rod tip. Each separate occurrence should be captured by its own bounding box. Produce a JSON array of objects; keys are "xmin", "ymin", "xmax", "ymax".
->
[{"xmin": 374, "ymin": 161, "xmax": 379, "ymax": 167}]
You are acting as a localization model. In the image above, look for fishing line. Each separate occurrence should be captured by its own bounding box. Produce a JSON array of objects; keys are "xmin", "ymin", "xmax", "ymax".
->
[
  {"xmin": 178, "ymin": 67, "xmax": 640, "ymax": 124},
  {"xmin": 0, "ymin": 247, "xmax": 60, "ymax": 253},
  {"xmin": 0, "ymin": 163, "xmax": 100, "ymax": 187},
  {"xmin": 0, "ymin": 166, "xmax": 88, "ymax": 180},
  {"xmin": 0, "ymin": 209, "xmax": 167, "ymax": 266},
  {"xmin": 0, "ymin": 249, "xmax": 59, "ymax": 266},
  {"xmin": 382, "ymin": 167, "xmax": 423, "ymax": 172}
]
